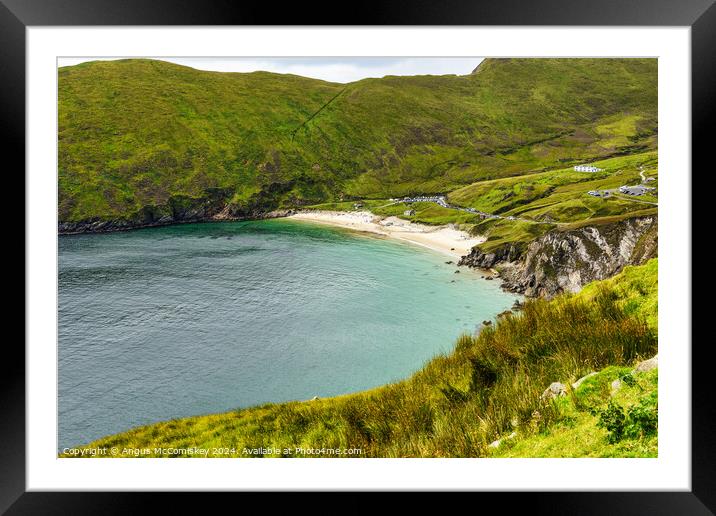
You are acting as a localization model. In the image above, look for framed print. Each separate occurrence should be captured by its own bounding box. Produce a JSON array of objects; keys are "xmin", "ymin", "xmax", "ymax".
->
[{"xmin": 7, "ymin": 0, "xmax": 713, "ymax": 512}]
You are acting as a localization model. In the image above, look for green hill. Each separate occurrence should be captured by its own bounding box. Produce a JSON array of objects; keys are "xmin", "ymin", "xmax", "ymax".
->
[
  {"xmin": 64, "ymin": 259, "xmax": 657, "ymax": 458},
  {"xmin": 59, "ymin": 58, "xmax": 657, "ymax": 225}
]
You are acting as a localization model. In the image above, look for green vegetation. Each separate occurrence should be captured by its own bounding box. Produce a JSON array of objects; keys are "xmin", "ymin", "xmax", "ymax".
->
[
  {"xmin": 451, "ymin": 152, "xmax": 658, "ymax": 252},
  {"xmin": 578, "ymin": 258, "xmax": 658, "ymax": 330},
  {"xmin": 305, "ymin": 199, "xmax": 394, "ymax": 212},
  {"xmin": 372, "ymin": 202, "xmax": 482, "ymax": 226},
  {"xmin": 303, "ymin": 151, "xmax": 658, "ymax": 252},
  {"xmin": 492, "ymin": 366, "xmax": 657, "ymax": 458},
  {"xmin": 67, "ymin": 260, "xmax": 657, "ymax": 457},
  {"xmin": 59, "ymin": 58, "xmax": 659, "ymax": 458},
  {"xmin": 304, "ymin": 199, "xmax": 484, "ymax": 227},
  {"xmin": 59, "ymin": 58, "xmax": 657, "ymax": 224},
  {"xmin": 450, "ymin": 152, "xmax": 657, "ymax": 219}
]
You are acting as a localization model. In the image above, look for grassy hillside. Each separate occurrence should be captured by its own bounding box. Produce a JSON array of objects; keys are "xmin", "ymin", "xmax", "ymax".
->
[
  {"xmin": 66, "ymin": 259, "xmax": 657, "ymax": 457},
  {"xmin": 307, "ymin": 151, "xmax": 658, "ymax": 252},
  {"xmin": 578, "ymin": 258, "xmax": 658, "ymax": 330},
  {"xmin": 454, "ymin": 151, "xmax": 659, "ymax": 252},
  {"xmin": 492, "ymin": 365, "xmax": 657, "ymax": 457},
  {"xmin": 448, "ymin": 152, "xmax": 657, "ymax": 218},
  {"xmin": 59, "ymin": 58, "xmax": 657, "ymax": 223}
]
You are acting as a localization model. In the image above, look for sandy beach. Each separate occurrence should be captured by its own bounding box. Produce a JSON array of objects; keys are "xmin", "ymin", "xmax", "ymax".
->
[{"xmin": 288, "ymin": 210, "xmax": 485, "ymax": 259}]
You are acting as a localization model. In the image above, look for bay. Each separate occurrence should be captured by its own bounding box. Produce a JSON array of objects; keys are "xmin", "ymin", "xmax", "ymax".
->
[{"xmin": 58, "ymin": 219, "xmax": 518, "ymax": 449}]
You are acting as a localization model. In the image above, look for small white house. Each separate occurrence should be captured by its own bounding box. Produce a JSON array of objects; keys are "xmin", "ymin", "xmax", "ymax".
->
[{"xmin": 574, "ymin": 165, "xmax": 604, "ymax": 172}]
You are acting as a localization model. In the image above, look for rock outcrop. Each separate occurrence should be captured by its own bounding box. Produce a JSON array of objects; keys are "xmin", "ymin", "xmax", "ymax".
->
[
  {"xmin": 58, "ymin": 186, "xmax": 297, "ymax": 235},
  {"xmin": 572, "ymin": 372, "xmax": 598, "ymax": 390},
  {"xmin": 541, "ymin": 382, "xmax": 567, "ymax": 401},
  {"xmin": 459, "ymin": 215, "xmax": 657, "ymax": 297},
  {"xmin": 58, "ymin": 208, "xmax": 294, "ymax": 234},
  {"xmin": 633, "ymin": 355, "xmax": 658, "ymax": 373}
]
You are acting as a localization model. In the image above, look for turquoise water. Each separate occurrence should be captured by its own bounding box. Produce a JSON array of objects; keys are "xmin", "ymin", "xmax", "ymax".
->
[{"xmin": 58, "ymin": 219, "xmax": 518, "ymax": 449}]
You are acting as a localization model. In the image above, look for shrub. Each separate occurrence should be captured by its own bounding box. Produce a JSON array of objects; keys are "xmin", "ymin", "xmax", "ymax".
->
[
  {"xmin": 597, "ymin": 400, "xmax": 627, "ymax": 443},
  {"xmin": 597, "ymin": 395, "xmax": 658, "ymax": 443},
  {"xmin": 625, "ymin": 395, "xmax": 658, "ymax": 439}
]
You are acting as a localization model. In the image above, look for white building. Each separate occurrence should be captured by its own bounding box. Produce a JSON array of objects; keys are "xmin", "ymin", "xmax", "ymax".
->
[{"xmin": 574, "ymin": 165, "xmax": 604, "ymax": 172}]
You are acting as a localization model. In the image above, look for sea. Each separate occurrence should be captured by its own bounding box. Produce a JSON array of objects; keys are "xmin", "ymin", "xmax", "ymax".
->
[{"xmin": 58, "ymin": 219, "xmax": 518, "ymax": 449}]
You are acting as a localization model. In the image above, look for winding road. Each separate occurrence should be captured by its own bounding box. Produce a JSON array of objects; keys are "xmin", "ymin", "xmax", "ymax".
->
[{"xmin": 399, "ymin": 196, "xmax": 559, "ymax": 226}]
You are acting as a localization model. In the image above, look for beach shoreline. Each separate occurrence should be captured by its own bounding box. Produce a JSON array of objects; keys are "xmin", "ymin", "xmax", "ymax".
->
[{"xmin": 287, "ymin": 210, "xmax": 485, "ymax": 259}]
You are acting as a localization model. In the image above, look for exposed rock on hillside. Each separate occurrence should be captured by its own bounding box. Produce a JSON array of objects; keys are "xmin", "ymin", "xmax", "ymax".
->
[
  {"xmin": 459, "ymin": 215, "xmax": 657, "ymax": 297},
  {"xmin": 58, "ymin": 193, "xmax": 294, "ymax": 234},
  {"xmin": 541, "ymin": 382, "xmax": 567, "ymax": 401},
  {"xmin": 633, "ymin": 355, "xmax": 658, "ymax": 373}
]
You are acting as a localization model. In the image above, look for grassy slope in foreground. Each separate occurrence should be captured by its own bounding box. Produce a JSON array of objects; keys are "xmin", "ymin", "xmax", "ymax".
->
[
  {"xmin": 492, "ymin": 366, "xmax": 657, "ymax": 458},
  {"xmin": 59, "ymin": 58, "xmax": 656, "ymax": 223},
  {"xmin": 68, "ymin": 259, "xmax": 657, "ymax": 458}
]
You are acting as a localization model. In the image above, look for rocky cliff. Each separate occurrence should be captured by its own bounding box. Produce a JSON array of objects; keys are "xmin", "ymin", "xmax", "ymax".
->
[
  {"xmin": 459, "ymin": 215, "xmax": 658, "ymax": 297},
  {"xmin": 57, "ymin": 189, "xmax": 294, "ymax": 234},
  {"xmin": 57, "ymin": 188, "xmax": 295, "ymax": 234}
]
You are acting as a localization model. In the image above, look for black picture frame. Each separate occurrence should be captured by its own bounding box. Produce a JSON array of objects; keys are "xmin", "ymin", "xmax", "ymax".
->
[{"xmin": 5, "ymin": 0, "xmax": 712, "ymax": 512}]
